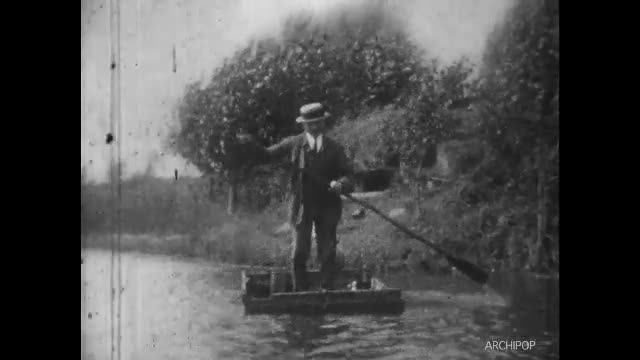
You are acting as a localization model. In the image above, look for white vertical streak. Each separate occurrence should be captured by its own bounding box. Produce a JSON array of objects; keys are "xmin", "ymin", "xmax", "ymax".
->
[
  {"xmin": 108, "ymin": 0, "xmax": 122, "ymax": 359},
  {"xmin": 136, "ymin": 0, "xmax": 141, "ymax": 165}
]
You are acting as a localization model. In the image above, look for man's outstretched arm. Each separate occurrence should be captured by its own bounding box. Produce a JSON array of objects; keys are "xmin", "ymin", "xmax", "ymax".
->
[{"xmin": 236, "ymin": 134, "xmax": 298, "ymax": 163}]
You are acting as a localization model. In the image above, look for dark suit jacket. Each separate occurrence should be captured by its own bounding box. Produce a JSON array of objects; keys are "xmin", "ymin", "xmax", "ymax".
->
[{"xmin": 253, "ymin": 133, "xmax": 354, "ymax": 226}]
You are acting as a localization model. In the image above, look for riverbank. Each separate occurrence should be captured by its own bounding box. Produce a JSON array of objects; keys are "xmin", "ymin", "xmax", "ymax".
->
[
  {"xmin": 81, "ymin": 187, "xmax": 436, "ymax": 272},
  {"xmin": 81, "ymin": 182, "xmax": 558, "ymax": 279}
]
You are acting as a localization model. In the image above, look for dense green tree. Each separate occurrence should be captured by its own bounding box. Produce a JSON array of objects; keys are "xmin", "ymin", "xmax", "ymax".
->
[
  {"xmin": 477, "ymin": 0, "xmax": 559, "ymax": 270},
  {"xmin": 170, "ymin": 2, "xmax": 452, "ymax": 212}
]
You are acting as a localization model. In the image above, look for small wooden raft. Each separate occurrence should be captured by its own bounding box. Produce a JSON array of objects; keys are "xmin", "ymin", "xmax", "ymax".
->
[{"xmin": 241, "ymin": 269, "xmax": 404, "ymax": 315}]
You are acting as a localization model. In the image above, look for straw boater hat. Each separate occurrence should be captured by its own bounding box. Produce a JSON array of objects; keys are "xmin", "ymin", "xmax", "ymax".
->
[{"xmin": 296, "ymin": 103, "xmax": 330, "ymax": 124}]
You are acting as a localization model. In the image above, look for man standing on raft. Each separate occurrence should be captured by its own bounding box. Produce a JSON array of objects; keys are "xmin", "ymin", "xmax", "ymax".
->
[{"xmin": 237, "ymin": 102, "xmax": 354, "ymax": 291}]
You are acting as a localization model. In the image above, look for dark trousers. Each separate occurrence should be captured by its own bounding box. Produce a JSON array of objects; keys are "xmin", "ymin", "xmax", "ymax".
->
[{"xmin": 291, "ymin": 209, "xmax": 338, "ymax": 291}]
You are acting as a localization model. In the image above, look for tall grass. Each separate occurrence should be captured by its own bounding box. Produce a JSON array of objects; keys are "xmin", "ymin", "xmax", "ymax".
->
[{"xmin": 81, "ymin": 173, "xmax": 292, "ymax": 265}]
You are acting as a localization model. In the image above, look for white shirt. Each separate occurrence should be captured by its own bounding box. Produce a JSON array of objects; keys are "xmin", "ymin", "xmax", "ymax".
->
[
  {"xmin": 305, "ymin": 132, "xmax": 338, "ymax": 189},
  {"xmin": 305, "ymin": 132, "xmax": 323, "ymax": 153}
]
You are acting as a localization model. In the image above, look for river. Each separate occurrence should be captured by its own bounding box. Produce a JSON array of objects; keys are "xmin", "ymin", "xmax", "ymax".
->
[{"xmin": 81, "ymin": 249, "xmax": 558, "ymax": 360}]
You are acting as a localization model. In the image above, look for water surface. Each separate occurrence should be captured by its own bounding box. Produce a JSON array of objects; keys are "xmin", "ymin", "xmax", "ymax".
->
[{"xmin": 81, "ymin": 250, "xmax": 558, "ymax": 359}]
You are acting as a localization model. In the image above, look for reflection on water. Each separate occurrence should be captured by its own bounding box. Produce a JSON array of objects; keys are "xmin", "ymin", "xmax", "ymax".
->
[{"xmin": 81, "ymin": 250, "xmax": 558, "ymax": 360}]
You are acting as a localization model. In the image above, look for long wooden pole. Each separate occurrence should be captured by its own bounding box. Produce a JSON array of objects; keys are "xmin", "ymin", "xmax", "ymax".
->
[
  {"xmin": 341, "ymin": 192, "xmax": 489, "ymax": 285},
  {"xmin": 292, "ymin": 166, "xmax": 490, "ymax": 285}
]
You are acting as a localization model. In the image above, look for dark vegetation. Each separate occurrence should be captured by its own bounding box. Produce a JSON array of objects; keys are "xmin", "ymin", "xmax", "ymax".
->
[{"xmin": 82, "ymin": 0, "xmax": 558, "ymax": 273}]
